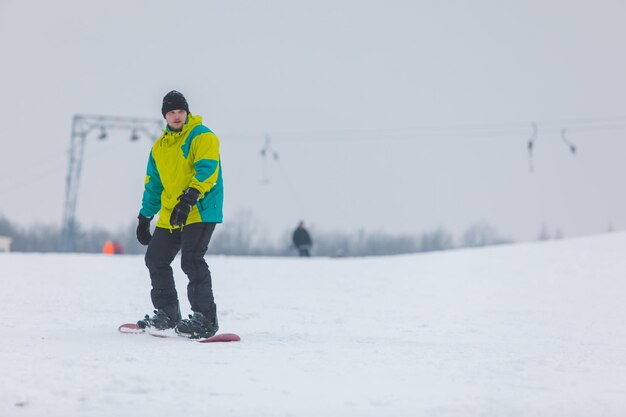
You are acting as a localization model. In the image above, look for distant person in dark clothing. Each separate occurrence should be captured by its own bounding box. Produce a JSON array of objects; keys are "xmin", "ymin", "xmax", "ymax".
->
[
  {"xmin": 113, "ymin": 240, "xmax": 124, "ymax": 255},
  {"xmin": 292, "ymin": 221, "xmax": 312, "ymax": 257}
]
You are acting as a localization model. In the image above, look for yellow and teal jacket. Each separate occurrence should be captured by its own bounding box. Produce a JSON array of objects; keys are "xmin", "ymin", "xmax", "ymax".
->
[{"xmin": 139, "ymin": 113, "xmax": 223, "ymax": 229}]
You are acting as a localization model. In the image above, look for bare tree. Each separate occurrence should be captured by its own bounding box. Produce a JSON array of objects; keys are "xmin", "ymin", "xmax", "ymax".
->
[{"xmin": 461, "ymin": 221, "xmax": 511, "ymax": 248}]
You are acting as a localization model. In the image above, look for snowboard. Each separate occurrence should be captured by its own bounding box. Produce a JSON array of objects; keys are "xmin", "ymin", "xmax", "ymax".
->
[{"xmin": 118, "ymin": 323, "xmax": 241, "ymax": 343}]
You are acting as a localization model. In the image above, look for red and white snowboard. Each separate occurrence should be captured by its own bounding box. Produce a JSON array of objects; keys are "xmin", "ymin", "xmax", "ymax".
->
[{"xmin": 118, "ymin": 323, "xmax": 240, "ymax": 343}]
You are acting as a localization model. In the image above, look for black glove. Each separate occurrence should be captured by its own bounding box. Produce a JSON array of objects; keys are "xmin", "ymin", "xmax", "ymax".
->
[
  {"xmin": 136, "ymin": 214, "xmax": 153, "ymax": 245},
  {"xmin": 170, "ymin": 188, "xmax": 201, "ymax": 227}
]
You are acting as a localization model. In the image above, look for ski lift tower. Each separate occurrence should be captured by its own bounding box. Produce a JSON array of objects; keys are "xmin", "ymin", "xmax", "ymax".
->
[{"xmin": 61, "ymin": 114, "xmax": 163, "ymax": 252}]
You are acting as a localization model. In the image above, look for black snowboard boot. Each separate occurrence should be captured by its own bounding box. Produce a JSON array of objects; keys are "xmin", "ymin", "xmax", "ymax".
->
[
  {"xmin": 137, "ymin": 309, "xmax": 177, "ymax": 330},
  {"xmin": 176, "ymin": 311, "xmax": 219, "ymax": 339}
]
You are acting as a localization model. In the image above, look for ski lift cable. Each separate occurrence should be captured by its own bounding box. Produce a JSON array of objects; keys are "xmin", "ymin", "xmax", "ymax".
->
[{"xmin": 222, "ymin": 116, "xmax": 626, "ymax": 143}]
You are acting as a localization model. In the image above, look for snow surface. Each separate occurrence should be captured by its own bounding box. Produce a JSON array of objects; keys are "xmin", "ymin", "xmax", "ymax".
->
[{"xmin": 1, "ymin": 233, "xmax": 626, "ymax": 417}]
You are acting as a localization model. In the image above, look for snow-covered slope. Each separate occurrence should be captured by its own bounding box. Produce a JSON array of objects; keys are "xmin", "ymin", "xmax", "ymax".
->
[{"xmin": 1, "ymin": 233, "xmax": 625, "ymax": 417}]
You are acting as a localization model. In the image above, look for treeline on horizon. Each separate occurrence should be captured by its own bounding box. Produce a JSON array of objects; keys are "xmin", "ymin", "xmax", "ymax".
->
[{"xmin": 0, "ymin": 212, "xmax": 563, "ymax": 257}]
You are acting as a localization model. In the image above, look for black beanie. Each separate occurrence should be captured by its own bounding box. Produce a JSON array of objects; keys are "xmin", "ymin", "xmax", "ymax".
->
[{"xmin": 161, "ymin": 90, "xmax": 189, "ymax": 118}]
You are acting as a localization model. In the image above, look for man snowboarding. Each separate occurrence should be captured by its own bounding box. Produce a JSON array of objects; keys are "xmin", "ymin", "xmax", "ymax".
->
[
  {"xmin": 292, "ymin": 221, "xmax": 312, "ymax": 256},
  {"xmin": 135, "ymin": 90, "xmax": 223, "ymax": 339}
]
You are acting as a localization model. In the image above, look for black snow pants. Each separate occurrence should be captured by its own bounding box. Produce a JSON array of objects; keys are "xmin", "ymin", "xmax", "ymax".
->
[{"xmin": 144, "ymin": 222, "xmax": 217, "ymax": 322}]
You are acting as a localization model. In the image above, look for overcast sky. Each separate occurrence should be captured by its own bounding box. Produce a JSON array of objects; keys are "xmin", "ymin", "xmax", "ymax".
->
[{"xmin": 1, "ymin": 0, "xmax": 625, "ymax": 242}]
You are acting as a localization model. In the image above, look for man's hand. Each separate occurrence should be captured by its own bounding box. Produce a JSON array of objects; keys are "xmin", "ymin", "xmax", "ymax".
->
[
  {"xmin": 170, "ymin": 188, "xmax": 201, "ymax": 227},
  {"xmin": 136, "ymin": 214, "xmax": 153, "ymax": 245}
]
